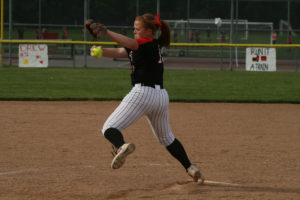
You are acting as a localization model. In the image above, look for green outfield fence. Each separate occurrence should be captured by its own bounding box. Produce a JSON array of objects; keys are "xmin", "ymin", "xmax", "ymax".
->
[{"xmin": 0, "ymin": 39, "xmax": 299, "ymax": 71}]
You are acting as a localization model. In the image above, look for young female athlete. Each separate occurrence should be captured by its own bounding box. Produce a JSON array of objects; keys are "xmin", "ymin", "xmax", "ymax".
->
[{"xmin": 86, "ymin": 13, "xmax": 204, "ymax": 183}]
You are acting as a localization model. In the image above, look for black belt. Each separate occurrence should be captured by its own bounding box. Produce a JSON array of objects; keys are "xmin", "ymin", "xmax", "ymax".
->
[{"xmin": 135, "ymin": 83, "xmax": 163, "ymax": 89}]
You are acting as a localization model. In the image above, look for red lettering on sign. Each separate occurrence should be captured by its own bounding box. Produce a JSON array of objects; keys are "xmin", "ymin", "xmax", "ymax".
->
[
  {"xmin": 21, "ymin": 52, "xmax": 28, "ymax": 57},
  {"xmin": 252, "ymin": 56, "xmax": 259, "ymax": 62},
  {"xmin": 38, "ymin": 45, "xmax": 46, "ymax": 51},
  {"xmin": 19, "ymin": 45, "xmax": 26, "ymax": 52},
  {"xmin": 261, "ymin": 56, "xmax": 267, "ymax": 61},
  {"xmin": 19, "ymin": 45, "xmax": 46, "ymax": 57},
  {"xmin": 26, "ymin": 45, "xmax": 32, "ymax": 51}
]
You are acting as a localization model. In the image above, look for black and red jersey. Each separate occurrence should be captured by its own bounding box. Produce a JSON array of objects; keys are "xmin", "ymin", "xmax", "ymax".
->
[{"xmin": 125, "ymin": 38, "xmax": 164, "ymax": 87}]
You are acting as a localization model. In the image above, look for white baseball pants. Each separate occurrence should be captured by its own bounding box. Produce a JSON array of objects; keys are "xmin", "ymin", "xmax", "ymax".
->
[{"xmin": 102, "ymin": 84, "xmax": 175, "ymax": 146}]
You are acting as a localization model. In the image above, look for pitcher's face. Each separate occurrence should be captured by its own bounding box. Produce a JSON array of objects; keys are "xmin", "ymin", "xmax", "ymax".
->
[{"xmin": 133, "ymin": 20, "xmax": 153, "ymax": 39}]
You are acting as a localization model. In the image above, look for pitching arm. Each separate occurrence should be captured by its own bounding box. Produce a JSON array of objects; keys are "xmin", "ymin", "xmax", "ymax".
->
[
  {"xmin": 85, "ymin": 19, "xmax": 138, "ymax": 51},
  {"xmin": 106, "ymin": 30, "xmax": 138, "ymax": 51},
  {"xmin": 90, "ymin": 46, "xmax": 128, "ymax": 59},
  {"xmin": 102, "ymin": 47, "xmax": 128, "ymax": 58}
]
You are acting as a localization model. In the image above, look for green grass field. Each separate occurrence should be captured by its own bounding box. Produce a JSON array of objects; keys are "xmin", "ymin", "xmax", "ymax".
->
[{"xmin": 0, "ymin": 67, "xmax": 299, "ymax": 103}]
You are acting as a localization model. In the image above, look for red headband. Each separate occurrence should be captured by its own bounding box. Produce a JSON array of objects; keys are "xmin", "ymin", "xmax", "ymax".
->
[{"xmin": 155, "ymin": 14, "xmax": 163, "ymax": 29}]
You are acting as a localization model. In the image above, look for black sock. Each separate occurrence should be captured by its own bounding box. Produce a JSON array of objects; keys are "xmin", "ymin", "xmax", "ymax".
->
[
  {"xmin": 166, "ymin": 138, "xmax": 192, "ymax": 171},
  {"xmin": 104, "ymin": 128, "xmax": 125, "ymax": 149}
]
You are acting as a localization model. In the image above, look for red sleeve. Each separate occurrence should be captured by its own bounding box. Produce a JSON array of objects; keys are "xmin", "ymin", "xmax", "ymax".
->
[{"xmin": 135, "ymin": 38, "xmax": 154, "ymax": 45}]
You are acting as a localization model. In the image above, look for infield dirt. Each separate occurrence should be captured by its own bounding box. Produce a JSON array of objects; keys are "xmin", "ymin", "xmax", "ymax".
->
[{"xmin": 0, "ymin": 101, "xmax": 299, "ymax": 199}]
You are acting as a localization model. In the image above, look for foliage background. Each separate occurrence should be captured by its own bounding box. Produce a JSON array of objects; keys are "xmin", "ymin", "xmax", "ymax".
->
[{"xmin": 2, "ymin": 0, "xmax": 300, "ymax": 29}]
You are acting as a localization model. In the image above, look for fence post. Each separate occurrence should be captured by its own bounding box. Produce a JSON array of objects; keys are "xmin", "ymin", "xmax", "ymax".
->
[
  {"xmin": 83, "ymin": 0, "xmax": 88, "ymax": 68},
  {"xmin": 220, "ymin": 46, "xmax": 224, "ymax": 70},
  {"xmin": 72, "ymin": 44, "xmax": 75, "ymax": 68},
  {"xmin": 0, "ymin": 0, "xmax": 4, "ymax": 66},
  {"xmin": 9, "ymin": 0, "xmax": 12, "ymax": 66},
  {"xmin": 229, "ymin": 0, "xmax": 234, "ymax": 71},
  {"xmin": 296, "ymin": 48, "xmax": 299, "ymax": 72}
]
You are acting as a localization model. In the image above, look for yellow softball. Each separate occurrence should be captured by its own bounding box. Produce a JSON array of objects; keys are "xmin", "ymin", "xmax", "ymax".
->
[{"xmin": 91, "ymin": 46, "xmax": 103, "ymax": 58}]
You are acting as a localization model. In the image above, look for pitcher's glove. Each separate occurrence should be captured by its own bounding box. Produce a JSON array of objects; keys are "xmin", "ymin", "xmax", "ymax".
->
[{"xmin": 85, "ymin": 19, "xmax": 107, "ymax": 39}]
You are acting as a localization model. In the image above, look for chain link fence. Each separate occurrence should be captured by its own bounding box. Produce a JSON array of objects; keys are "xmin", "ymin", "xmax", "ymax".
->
[{"xmin": 1, "ymin": 0, "xmax": 299, "ymax": 71}]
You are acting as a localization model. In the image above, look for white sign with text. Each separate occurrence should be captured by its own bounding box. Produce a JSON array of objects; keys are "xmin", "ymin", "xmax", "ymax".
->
[
  {"xmin": 19, "ymin": 44, "xmax": 48, "ymax": 68},
  {"xmin": 246, "ymin": 48, "xmax": 276, "ymax": 71}
]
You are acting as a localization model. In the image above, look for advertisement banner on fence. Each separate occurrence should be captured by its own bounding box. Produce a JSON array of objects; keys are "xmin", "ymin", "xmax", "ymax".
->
[
  {"xmin": 246, "ymin": 47, "xmax": 276, "ymax": 71},
  {"xmin": 19, "ymin": 44, "xmax": 48, "ymax": 68}
]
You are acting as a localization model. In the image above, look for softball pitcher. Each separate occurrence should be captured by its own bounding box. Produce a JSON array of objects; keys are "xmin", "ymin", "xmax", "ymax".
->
[{"xmin": 85, "ymin": 13, "xmax": 204, "ymax": 183}]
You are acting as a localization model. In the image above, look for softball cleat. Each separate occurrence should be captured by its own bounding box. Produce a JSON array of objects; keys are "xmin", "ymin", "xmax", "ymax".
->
[
  {"xmin": 187, "ymin": 164, "xmax": 205, "ymax": 184},
  {"xmin": 111, "ymin": 143, "xmax": 135, "ymax": 169}
]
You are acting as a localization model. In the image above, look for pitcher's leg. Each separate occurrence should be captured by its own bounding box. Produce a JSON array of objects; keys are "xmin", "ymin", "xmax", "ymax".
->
[
  {"xmin": 102, "ymin": 101, "xmax": 146, "ymax": 135},
  {"xmin": 103, "ymin": 88, "xmax": 152, "ymax": 133},
  {"xmin": 102, "ymin": 99, "xmax": 145, "ymax": 169},
  {"xmin": 146, "ymin": 108, "xmax": 174, "ymax": 146},
  {"xmin": 147, "ymin": 109, "xmax": 192, "ymax": 169},
  {"xmin": 102, "ymin": 99, "xmax": 147, "ymax": 150},
  {"xmin": 102, "ymin": 87, "xmax": 152, "ymax": 169},
  {"xmin": 147, "ymin": 107, "xmax": 204, "ymax": 183},
  {"xmin": 104, "ymin": 128, "xmax": 125, "ymax": 149},
  {"xmin": 102, "ymin": 86, "xmax": 153, "ymax": 136},
  {"xmin": 166, "ymin": 138, "xmax": 192, "ymax": 170},
  {"xmin": 147, "ymin": 114, "xmax": 191, "ymax": 170}
]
